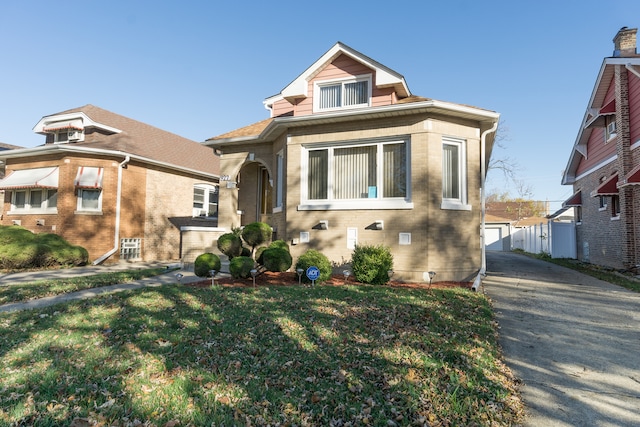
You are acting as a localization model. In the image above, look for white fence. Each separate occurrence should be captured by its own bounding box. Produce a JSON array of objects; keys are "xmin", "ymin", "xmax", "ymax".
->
[{"xmin": 511, "ymin": 221, "xmax": 576, "ymax": 259}]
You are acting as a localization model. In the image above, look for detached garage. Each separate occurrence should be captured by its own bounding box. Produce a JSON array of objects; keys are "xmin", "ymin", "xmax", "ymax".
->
[{"xmin": 485, "ymin": 215, "xmax": 512, "ymax": 251}]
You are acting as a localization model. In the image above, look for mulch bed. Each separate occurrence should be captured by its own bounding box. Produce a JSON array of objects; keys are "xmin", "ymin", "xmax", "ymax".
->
[{"xmin": 185, "ymin": 271, "xmax": 472, "ymax": 290}]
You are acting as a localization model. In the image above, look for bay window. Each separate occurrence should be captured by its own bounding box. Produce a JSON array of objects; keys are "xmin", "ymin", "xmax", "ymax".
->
[
  {"xmin": 441, "ymin": 137, "xmax": 470, "ymax": 210},
  {"xmin": 301, "ymin": 138, "xmax": 411, "ymax": 210}
]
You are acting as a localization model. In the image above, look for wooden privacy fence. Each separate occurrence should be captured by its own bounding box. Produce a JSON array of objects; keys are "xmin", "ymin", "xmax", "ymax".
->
[{"xmin": 511, "ymin": 221, "xmax": 576, "ymax": 259}]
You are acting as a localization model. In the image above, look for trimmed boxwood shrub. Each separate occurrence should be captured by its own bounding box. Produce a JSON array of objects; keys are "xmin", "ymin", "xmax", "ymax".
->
[
  {"xmin": 261, "ymin": 247, "xmax": 292, "ymax": 272},
  {"xmin": 295, "ymin": 250, "xmax": 332, "ymax": 284},
  {"xmin": 351, "ymin": 244, "xmax": 394, "ymax": 285},
  {"xmin": 269, "ymin": 239, "xmax": 290, "ymax": 251},
  {"xmin": 229, "ymin": 256, "xmax": 255, "ymax": 279},
  {"xmin": 217, "ymin": 233, "xmax": 243, "ymax": 259},
  {"xmin": 241, "ymin": 222, "xmax": 272, "ymax": 255},
  {"xmin": 0, "ymin": 226, "xmax": 88, "ymax": 269},
  {"xmin": 194, "ymin": 253, "xmax": 222, "ymax": 278}
]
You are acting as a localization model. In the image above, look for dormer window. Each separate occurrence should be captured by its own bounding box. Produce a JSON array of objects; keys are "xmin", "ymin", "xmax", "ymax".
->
[
  {"xmin": 55, "ymin": 129, "xmax": 83, "ymax": 143},
  {"xmin": 314, "ymin": 75, "xmax": 371, "ymax": 112}
]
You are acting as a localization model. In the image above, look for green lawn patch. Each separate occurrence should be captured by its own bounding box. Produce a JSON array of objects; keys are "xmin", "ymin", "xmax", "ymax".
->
[
  {"xmin": 0, "ymin": 268, "xmax": 171, "ymax": 305},
  {"xmin": 0, "ymin": 284, "xmax": 524, "ymax": 426}
]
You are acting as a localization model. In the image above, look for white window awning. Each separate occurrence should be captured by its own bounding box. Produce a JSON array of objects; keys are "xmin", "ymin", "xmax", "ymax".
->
[
  {"xmin": 0, "ymin": 167, "xmax": 59, "ymax": 190},
  {"xmin": 43, "ymin": 119, "xmax": 83, "ymax": 132},
  {"xmin": 74, "ymin": 166, "xmax": 104, "ymax": 189}
]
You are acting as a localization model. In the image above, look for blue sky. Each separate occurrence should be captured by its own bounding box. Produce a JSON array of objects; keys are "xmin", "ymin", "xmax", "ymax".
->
[{"xmin": 2, "ymin": 1, "xmax": 640, "ymax": 213}]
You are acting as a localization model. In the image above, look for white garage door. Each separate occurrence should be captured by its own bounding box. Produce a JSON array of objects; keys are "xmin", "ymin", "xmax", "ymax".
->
[{"xmin": 486, "ymin": 227, "xmax": 504, "ymax": 251}]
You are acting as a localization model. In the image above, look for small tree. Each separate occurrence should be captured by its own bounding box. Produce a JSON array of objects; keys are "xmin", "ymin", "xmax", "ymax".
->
[
  {"xmin": 241, "ymin": 222, "xmax": 272, "ymax": 258},
  {"xmin": 217, "ymin": 233, "xmax": 243, "ymax": 259}
]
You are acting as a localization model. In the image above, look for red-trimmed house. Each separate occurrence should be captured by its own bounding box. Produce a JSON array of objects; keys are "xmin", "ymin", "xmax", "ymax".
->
[
  {"xmin": 0, "ymin": 105, "xmax": 220, "ymax": 264},
  {"xmin": 205, "ymin": 42, "xmax": 500, "ymax": 283},
  {"xmin": 562, "ymin": 27, "xmax": 640, "ymax": 269}
]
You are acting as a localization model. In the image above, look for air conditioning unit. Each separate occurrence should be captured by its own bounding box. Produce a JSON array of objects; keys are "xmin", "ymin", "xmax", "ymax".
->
[
  {"xmin": 607, "ymin": 121, "xmax": 617, "ymax": 136},
  {"xmin": 192, "ymin": 208, "xmax": 207, "ymax": 217},
  {"xmin": 68, "ymin": 130, "xmax": 81, "ymax": 141}
]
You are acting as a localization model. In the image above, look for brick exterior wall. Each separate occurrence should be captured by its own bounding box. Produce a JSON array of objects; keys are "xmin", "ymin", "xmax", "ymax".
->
[
  {"xmin": 216, "ymin": 113, "xmax": 485, "ymax": 282},
  {"xmin": 1, "ymin": 155, "xmax": 218, "ymax": 264}
]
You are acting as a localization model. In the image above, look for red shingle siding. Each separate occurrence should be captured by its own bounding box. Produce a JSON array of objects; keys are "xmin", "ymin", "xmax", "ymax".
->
[
  {"xmin": 272, "ymin": 54, "xmax": 401, "ymax": 118},
  {"xmin": 628, "ymin": 69, "xmax": 640, "ymax": 146}
]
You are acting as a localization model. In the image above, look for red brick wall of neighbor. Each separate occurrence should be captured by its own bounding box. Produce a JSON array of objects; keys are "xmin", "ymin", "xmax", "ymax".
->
[
  {"xmin": 0, "ymin": 155, "xmax": 148, "ymax": 263},
  {"xmin": 574, "ymin": 164, "xmax": 624, "ymax": 268}
]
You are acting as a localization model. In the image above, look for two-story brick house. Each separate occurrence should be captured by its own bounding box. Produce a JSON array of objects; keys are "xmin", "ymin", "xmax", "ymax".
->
[
  {"xmin": 562, "ymin": 27, "xmax": 640, "ymax": 269},
  {"xmin": 0, "ymin": 105, "xmax": 220, "ymax": 264},
  {"xmin": 205, "ymin": 42, "xmax": 499, "ymax": 283}
]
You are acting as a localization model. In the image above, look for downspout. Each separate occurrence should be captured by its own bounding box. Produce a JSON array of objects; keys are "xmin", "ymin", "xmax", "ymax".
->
[
  {"xmin": 93, "ymin": 155, "xmax": 130, "ymax": 265},
  {"xmin": 472, "ymin": 121, "xmax": 499, "ymax": 292}
]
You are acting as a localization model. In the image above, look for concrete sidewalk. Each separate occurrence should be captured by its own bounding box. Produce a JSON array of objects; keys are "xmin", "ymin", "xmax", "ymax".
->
[
  {"xmin": 484, "ymin": 251, "xmax": 640, "ymax": 426},
  {"xmin": 0, "ymin": 262, "xmax": 211, "ymax": 313}
]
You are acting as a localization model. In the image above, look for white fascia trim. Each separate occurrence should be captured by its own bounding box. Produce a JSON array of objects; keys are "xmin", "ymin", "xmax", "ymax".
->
[
  {"xmin": 208, "ymin": 100, "xmax": 500, "ymax": 148},
  {"xmin": 573, "ymin": 155, "xmax": 617, "ymax": 182},
  {"xmin": 33, "ymin": 112, "xmax": 122, "ymax": 134},
  {"xmin": 0, "ymin": 145, "xmax": 219, "ymax": 180}
]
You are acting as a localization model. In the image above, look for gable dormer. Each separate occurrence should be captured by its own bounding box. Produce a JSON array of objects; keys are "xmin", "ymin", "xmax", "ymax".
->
[
  {"xmin": 264, "ymin": 42, "xmax": 410, "ymax": 118},
  {"xmin": 33, "ymin": 111, "xmax": 121, "ymax": 145}
]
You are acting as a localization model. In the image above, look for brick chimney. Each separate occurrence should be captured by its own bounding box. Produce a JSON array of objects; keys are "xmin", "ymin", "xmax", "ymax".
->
[{"xmin": 613, "ymin": 27, "xmax": 637, "ymax": 57}]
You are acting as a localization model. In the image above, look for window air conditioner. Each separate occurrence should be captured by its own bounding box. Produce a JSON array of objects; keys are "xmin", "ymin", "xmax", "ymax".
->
[
  {"xmin": 607, "ymin": 121, "xmax": 617, "ymax": 135},
  {"xmin": 68, "ymin": 130, "xmax": 80, "ymax": 141},
  {"xmin": 192, "ymin": 208, "xmax": 207, "ymax": 217}
]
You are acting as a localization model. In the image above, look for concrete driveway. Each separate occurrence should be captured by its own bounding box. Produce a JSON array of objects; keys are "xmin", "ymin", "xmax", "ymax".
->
[{"xmin": 484, "ymin": 251, "xmax": 640, "ymax": 426}]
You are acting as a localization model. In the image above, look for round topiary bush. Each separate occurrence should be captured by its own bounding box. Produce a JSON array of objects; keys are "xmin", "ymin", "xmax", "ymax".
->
[
  {"xmin": 241, "ymin": 222, "xmax": 272, "ymax": 254},
  {"xmin": 295, "ymin": 249, "xmax": 332, "ymax": 284},
  {"xmin": 217, "ymin": 233, "xmax": 243, "ymax": 259},
  {"xmin": 229, "ymin": 256, "xmax": 255, "ymax": 279},
  {"xmin": 261, "ymin": 247, "xmax": 292, "ymax": 272},
  {"xmin": 351, "ymin": 244, "xmax": 394, "ymax": 285},
  {"xmin": 269, "ymin": 239, "xmax": 290, "ymax": 251},
  {"xmin": 194, "ymin": 253, "xmax": 222, "ymax": 278},
  {"xmin": 255, "ymin": 246, "xmax": 269, "ymax": 264}
]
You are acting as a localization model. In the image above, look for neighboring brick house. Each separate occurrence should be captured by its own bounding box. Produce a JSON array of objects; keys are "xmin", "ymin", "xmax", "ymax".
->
[
  {"xmin": 562, "ymin": 27, "xmax": 640, "ymax": 269},
  {"xmin": 205, "ymin": 42, "xmax": 500, "ymax": 283},
  {"xmin": 0, "ymin": 105, "xmax": 220, "ymax": 264}
]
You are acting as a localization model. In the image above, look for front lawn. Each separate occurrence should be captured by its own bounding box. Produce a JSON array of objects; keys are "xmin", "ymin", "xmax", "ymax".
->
[
  {"xmin": 0, "ymin": 283, "xmax": 523, "ymax": 426},
  {"xmin": 0, "ymin": 268, "xmax": 171, "ymax": 305}
]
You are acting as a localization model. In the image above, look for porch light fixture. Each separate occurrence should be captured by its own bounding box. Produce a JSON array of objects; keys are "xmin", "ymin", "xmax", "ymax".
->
[
  {"xmin": 315, "ymin": 220, "xmax": 329, "ymax": 230},
  {"xmin": 374, "ymin": 220, "xmax": 384, "ymax": 230}
]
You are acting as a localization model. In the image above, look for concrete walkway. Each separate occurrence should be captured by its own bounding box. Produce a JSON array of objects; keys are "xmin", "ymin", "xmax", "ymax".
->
[
  {"xmin": 0, "ymin": 262, "xmax": 208, "ymax": 313},
  {"xmin": 484, "ymin": 251, "xmax": 640, "ymax": 426}
]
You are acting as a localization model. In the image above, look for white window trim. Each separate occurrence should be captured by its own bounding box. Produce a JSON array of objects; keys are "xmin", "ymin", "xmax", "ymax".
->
[
  {"xmin": 441, "ymin": 137, "xmax": 471, "ymax": 211},
  {"xmin": 298, "ymin": 138, "xmax": 413, "ymax": 211},
  {"xmin": 313, "ymin": 74, "xmax": 372, "ymax": 113},
  {"xmin": 76, "ymin": 188, "xmax": 103, "ymax": 213},
  {"xmin": 193, "ymin": 183, "xmax": 219, "ymax": 217},
  {"xmin": 274, "ymin": 150, "xmax": 284, "ymax": 212},
  {"xmin": 9, "ymin": 189, "xmax": 58, "ymax": 214}
]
